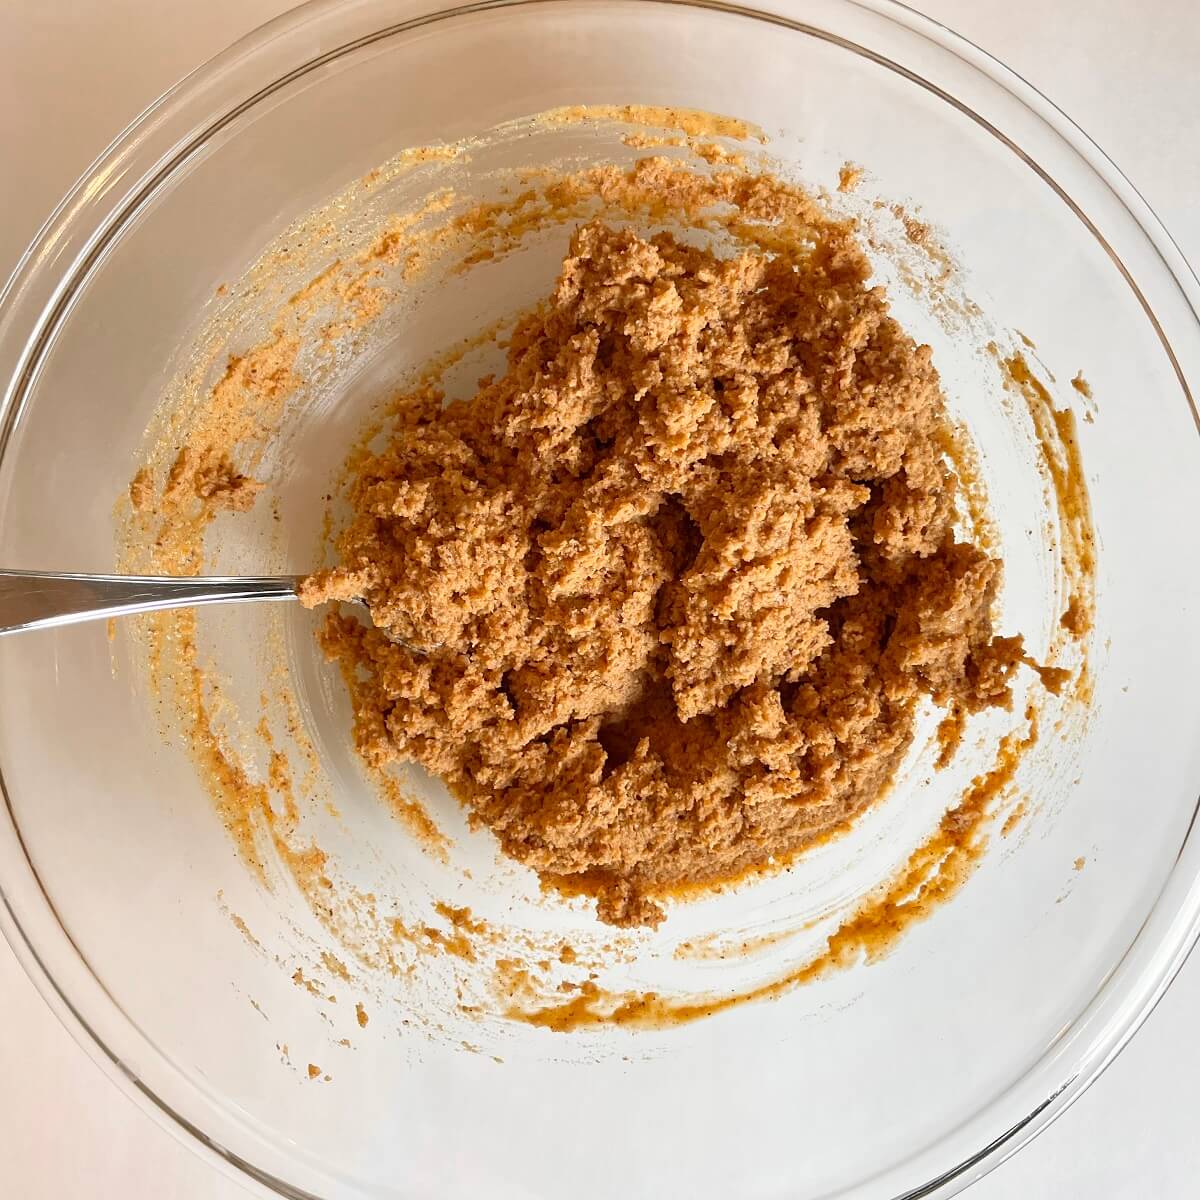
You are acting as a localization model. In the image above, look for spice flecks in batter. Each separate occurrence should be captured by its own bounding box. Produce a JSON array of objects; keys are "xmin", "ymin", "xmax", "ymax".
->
[{"xmin": 308, "ymin": 219, "xmax": 1027, "ymax": 928}]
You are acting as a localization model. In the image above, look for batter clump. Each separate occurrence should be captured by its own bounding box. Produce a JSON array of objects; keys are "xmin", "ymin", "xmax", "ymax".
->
[{"xmin": 304, "ymin": 219, "xmax": 1024, "ymax": 927}]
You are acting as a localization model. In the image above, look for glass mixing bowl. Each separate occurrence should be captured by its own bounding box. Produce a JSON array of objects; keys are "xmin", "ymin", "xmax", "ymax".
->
[{"xmin": 2, "ymin": 1, "xmax": 1200, "ymax": 1197}]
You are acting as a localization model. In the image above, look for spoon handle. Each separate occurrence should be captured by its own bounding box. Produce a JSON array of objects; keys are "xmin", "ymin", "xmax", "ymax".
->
[{"xmin": 0, "ymin": 569, "xmax": 301, "ymax": 637}]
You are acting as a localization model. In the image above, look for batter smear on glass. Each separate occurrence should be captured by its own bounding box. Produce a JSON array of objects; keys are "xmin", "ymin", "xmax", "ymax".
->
[{"xmin": 302, "ymin": 218, "xmax": 1026, "ymax": 928}]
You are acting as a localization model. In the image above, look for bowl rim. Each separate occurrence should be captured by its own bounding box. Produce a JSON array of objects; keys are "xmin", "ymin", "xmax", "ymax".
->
[{"xmin": 1, "ymin": 1, "xmax": 1199, "ymax": 1197}]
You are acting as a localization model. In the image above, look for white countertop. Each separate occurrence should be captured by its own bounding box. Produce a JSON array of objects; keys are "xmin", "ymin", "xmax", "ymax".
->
[{"xmin": 2, "ymin": 1, "xmax": 1197, "ymax": 1195}]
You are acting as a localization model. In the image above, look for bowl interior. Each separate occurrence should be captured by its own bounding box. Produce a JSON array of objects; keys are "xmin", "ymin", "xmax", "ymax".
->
[{"xmin": 2, "ymin": 3, "xmax": 1200, "ymax": 1199}]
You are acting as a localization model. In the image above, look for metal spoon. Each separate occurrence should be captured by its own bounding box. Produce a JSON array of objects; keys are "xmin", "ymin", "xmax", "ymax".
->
[{"xmin": 0, "ymin": 569, "xmax": 307, "ymax": 637}]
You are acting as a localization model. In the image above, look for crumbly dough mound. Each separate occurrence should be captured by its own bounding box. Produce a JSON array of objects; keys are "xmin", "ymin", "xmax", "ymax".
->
[{"xmin": 304, "ymin": 220, "xmax": 1023, "ymax": 926}]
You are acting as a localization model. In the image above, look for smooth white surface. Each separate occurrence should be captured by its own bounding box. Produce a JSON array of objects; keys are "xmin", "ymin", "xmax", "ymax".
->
[{"xmin": 0, "ymin": 1, "xmax": 1196, "ymax": 1197}]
